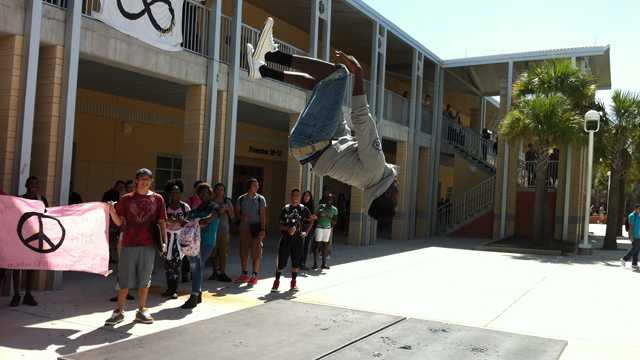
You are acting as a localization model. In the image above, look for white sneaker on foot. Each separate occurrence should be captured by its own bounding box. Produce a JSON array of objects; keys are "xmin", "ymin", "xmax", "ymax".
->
[
  {"xmin": 254, "ymin": 17, "xmax": 278, "ymax": 63},
  {"xmin": 247, "ymin": 43, "xmax": 263, "ymax": 80}
]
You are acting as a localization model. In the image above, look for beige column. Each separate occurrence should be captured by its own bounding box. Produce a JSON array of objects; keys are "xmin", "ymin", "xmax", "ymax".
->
[
  {"xmin": 212, "ymin": 90, "xmax": 228, "ymax": 184},
  {"xmin": 348, "ymin": 188, "xmax": 369, "ymax": 246},
  {"xmin": 415, "ymin": 147, "xmax": 430, "ymax": 238},
  {"xmin": 285, "ymin": 114, "xmax": 303, "ymax": 192},
  {"xmin": 392, "ymin": 141, "xmax": 409, "ymax": 240},
  {"xmin": 0, "ymin": 36, "xmax": 24, "ymax": 193},
  {"xmin": 31, "ymin": 46, "xmax": 64, "ymax": 204},
  {"xmin": 566, "ymin": 145, "xmax": 588, "ymax": 246},
  {"xmin": 183, "ymin": 85, "xmax": 207, "ymax": 189}
]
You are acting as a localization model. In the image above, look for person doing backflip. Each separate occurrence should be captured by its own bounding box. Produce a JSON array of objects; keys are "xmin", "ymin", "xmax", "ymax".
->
[{"xmin": 246, "ymin": 18, "xmax": 399, "ymax": 223}]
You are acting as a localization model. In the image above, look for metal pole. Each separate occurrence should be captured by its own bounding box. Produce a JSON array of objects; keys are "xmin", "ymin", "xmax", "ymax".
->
[
  {"xmin": 58, "ymin": 0, "xmax": 82, "ymax": 205},
  {"xmin": 606, "ymin": 171, "xmax": 611, "ymax": 210},
  {"xmin": 223, "ymin": 0, "xmax": 242, "ymax": 194},
  {"xmin": 16, "ymin": 0, "xmax": 43, "ymax": 195},
  {"xmin": 500, "ymin": 61, "xmax": 513, "ymax": 239},
  {"xmin": 204, "ymin": 0, "xmax": 222, "ymax": 183},
  {"xmin": 562, "ymin": 145, "xmax": 572, "ymax": 241},
  {"xmin": 580, "ymin": 131, "xmax": 594, "ymax": 252}
]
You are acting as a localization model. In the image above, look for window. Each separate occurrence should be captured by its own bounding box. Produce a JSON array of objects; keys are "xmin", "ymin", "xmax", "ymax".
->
[{"xmin": 155, "ymin": 155, "xmax": 182, "ymax": 191}]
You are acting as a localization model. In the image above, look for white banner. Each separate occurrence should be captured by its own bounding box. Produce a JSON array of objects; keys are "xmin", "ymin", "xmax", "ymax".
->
[{"xmin": 95, "ymin": 0, "xmax": 185, "ymax": 52}]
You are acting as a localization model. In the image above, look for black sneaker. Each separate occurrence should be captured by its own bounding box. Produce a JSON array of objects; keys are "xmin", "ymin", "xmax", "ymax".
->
[
  {"xmin": 321, "ymin": 265, "xmax": 330, "ymax": 270},
  {"xmin": 105, "ymin": 310, "xmax": 125, "ymax": 326},
  {"xmin": 169, "ymin": 292, "xmax": 178, "ymax": 300},
  {"xmin": 135, "ymin": 309, "xmax": 154, "ymax": 324},
  {"xmin": 9, "ymin": 295, "xmax": 20, "ymax": 307},
  {"xmin": 217, "ymin": 273, "xmax": 232, "ymax": 282},
  {"xmin": 312, "ymin": 264, "xmax": 319, "ymax": 271},
  {"xmin": 181, "ymin": 294, "xmax": 199, "ymax": 309},
  {"xmin": 23, "ymin": 293, "xmax": 38, "ymax": 306},
  {"xmin": 109, "ymin": 296, "xmax": 117, "ymax": 302},
  {"xmin": 126, "ymin": 294, "xmax": 135, "ymax": 300},
  {"xmin": 208, "ymin": 272, "xmax": 219, "ymax": 281}
]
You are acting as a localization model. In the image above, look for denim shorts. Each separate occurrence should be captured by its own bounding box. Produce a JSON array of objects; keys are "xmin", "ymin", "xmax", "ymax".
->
[{"xmin": 289, "ymin": 66, "xmax": 350, "ymax": 162}]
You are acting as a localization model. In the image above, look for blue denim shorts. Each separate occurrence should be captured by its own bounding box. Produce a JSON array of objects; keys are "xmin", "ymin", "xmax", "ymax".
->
[{"xmin": 289, "ymin": 66, "xmax": 350, "ymax": 162}]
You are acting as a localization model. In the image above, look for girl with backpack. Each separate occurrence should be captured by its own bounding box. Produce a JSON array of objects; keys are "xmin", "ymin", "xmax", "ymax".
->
[{"xmin": 162, "ymin": 180, "xmax": 191, "ymax": 299}]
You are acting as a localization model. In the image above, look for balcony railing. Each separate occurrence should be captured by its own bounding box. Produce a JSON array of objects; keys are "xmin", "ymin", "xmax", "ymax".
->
[
  {"xmin": 518, "ymin": 160, "xmax": 560, "ymax": 189},
  {"xmin": 437, "ymin": 176, "xmax": 496, "ymax": 234},
  {"xmin": 443, "ymin": 117, "xmax": 497, "ymax": 169},
  {"xmin": 383, "ymin": 90, "xmax": 409, "ymax": 126},
  {"xmin": 44, "ymin": 1, "xmax": 303, "ymax": 60}
]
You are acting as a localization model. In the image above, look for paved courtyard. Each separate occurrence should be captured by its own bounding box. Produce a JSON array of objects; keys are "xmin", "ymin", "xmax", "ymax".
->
[{"xmin": 1, "ymin": 225, "xmax": 638, "ymax": 359}]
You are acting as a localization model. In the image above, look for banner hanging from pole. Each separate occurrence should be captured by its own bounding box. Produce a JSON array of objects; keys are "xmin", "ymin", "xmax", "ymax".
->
[{"xmin": 94, "ymin": 0, "xmax": 185, "ymax": 52}]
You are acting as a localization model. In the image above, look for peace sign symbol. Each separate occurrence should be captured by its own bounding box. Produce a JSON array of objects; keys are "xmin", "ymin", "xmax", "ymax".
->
[
  {"xmin": 117, "ymin": 0, "xmax": 176, "ymax": 34},
  {"xmin": 17, "ymin": 212, "xmax": 66, "ymax": 254}
]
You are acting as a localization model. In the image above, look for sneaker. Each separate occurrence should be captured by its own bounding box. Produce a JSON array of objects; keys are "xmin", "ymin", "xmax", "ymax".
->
[
  {"xmin": 9, "ymin": 295, "xmax": 20, "ymax": 307},
  {"xmin": 290, "ymin": 279, "xmax": 298, "ymax": 292},
  {"xmin": 217, "ymin": 273, "xmax": 232, "ymax": 282},
  {"xmin": 169, "ymin": 292, "xmax": 178, "ymax": 300},
  {"xmin": 126, "ymin": 294, "xmax": 135, "ymax": 300},
  {"xmin": 109, "ymin": 295, "xmax": 117, "ymax": 302},
  {"xmin": 633, "ymin": 265, "xmax": 639, "ymax": 270},
  {"xmin": 621, "ymin": 258, "xmax": 627, "ymax": 267},
  {"xmin": 247, "ymin": 43, "xmax": 263, "ymax": 80},
  {"xmin": 161, "ymin": 289, "xmax": 174, "ymax": 297},
  {"xmin": 208, "ymin": 272, "xmax": 219, "ymax": 281},
  {"xmin": 254, "ymin": 18, "xmax": 277, "ymax": 62},
  {"xmin": 105, "ymin": 309, "xmax": 125, "ymax": 326},
  {"xmin": 181, "ymin": 294, "xmax": 199, "ymax": 309},
  {"xmin": 271, "ymin": 279, "xmax": 280, "ymax": 293},
  {"xmin": 248, "ymin": 275, "xmax": 259, "ymax": 286},
  {"xmin": 235, "ymin": 274, "xmax": 250, "ymax": 283},
  {"xmin": 135, "ymin": 309, "xmax": 154, "ymax": 324},
  {"xmin": 321, "ymin": 265, "xmax": 330, "ymax": 270},
  {"xmin": 312, "ymin": 264, "xmax": 319, "ymax": 271},
  {"xmin": 22, "ymin": 293, "xmax": 38, "ymax": 306}
]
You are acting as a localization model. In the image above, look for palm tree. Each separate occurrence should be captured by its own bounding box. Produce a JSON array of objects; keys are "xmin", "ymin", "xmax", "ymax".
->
[
  {"xmin": 599, "ymin": 90, "xmax": 640, "ymax": 250},
  {"xmin": 500, "ymin": 94, "xmax": 583, "ymax": 245},
  {"xmin": 500, "ymin": 59, "xmax": 595, "ymax": 246}
]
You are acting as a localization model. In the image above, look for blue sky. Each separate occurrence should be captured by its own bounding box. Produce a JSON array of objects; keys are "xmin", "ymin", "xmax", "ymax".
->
[{"xmin": 361, "ymin": 0, "xmax": 638, "ymax": 107}]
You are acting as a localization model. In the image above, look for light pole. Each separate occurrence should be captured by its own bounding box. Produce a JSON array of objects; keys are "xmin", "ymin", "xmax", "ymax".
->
[
  {"xmin": 580, "ymin": 110, "xmax": 601, "ymax": 254},
  {"xmin": 606, "ymin": 170, "xmax": 611, "ymax": 211}
]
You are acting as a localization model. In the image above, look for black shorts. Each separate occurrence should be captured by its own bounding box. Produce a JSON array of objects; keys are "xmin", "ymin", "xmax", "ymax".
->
[{"xmin": 277, "ymin": 235, "xmax": 304, "ymax": 270}]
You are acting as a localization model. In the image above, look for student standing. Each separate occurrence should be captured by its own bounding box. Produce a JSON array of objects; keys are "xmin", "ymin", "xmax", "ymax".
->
[
  {"xmin": 235, "ymin": 178, "xmax": 267, "ymax": 285},
  {"xmin": 271, "ymin": 189, "xmax": 312, "ymax": 292},
  {"xmin": 313, "ymin": 193, "xmax": 338, "ymax": 270},
  {"xmin": 209, "ymin": 183, "xmax": 234, "ymax": 282},
  {"xmin": 162, "ymin": 180, "xmax": 191, "ymax": 299},
  {"xmin": 300, "ymin": 190, "xmax": 316, "ymax": 270},
  {"xmin": 622, "ymin": 205, "xmax": 640, "ymax": 270}
]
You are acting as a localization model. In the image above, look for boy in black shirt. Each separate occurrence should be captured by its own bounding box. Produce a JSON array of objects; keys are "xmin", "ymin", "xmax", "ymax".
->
[{"xmin": 272, "ymin": 189, "xmax": 312, "ymax": 292}]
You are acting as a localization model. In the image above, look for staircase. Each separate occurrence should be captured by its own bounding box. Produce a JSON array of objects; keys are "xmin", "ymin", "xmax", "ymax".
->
[
  {"xmin": 442, "ymin": 119, "xmax": 497, "ymax": 173},
  {"xmin": 437, "ymin": 176, "xmax": 496, "ymax": 235}
]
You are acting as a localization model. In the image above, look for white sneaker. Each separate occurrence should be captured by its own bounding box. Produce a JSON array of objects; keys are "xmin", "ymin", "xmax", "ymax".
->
[
  {"xmin": 247, "ymin": 43, "xmax": 263, "ymax": 80},
  {"xmin": 254, "ymin": 17, "xmax": 278, "ymax": 64},
  {"xmin": 621, "ymin": 258, "xmax": 626, "ymax": 267}
]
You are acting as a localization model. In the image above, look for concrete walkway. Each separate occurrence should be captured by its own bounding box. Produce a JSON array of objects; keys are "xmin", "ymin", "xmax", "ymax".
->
[{"xmin": 1, "ymin": 226, "xmax": 637, "ymax": 359}]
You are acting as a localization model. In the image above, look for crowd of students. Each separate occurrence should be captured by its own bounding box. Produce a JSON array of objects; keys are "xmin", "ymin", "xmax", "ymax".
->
[{"xmin": 102, "ymin": 168, "xmax": 338, "ymax": 326}]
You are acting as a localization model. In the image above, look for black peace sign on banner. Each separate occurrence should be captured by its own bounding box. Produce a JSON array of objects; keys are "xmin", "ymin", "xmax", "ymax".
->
[
  {"xmin": 17, "ymin": 212, "xmax": 66, "ymax": 254},
  {"xmin": 117, "ymin": 0, "xmax": 176, "ymax": 34}
]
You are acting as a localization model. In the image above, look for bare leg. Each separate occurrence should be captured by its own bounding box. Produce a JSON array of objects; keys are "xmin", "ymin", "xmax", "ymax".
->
[
  {"xmin": 138, "ymin": 287, "xmax": 149, "ymax": 310},
  {"xmin": 117, "ymin": 288, "xmax": 128, "ymax": 311}
]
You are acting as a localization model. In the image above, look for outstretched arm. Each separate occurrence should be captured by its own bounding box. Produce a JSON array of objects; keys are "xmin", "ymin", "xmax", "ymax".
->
[{"xmin": 335, "ymin": 51, "xmax": 364, "ymax": 96}]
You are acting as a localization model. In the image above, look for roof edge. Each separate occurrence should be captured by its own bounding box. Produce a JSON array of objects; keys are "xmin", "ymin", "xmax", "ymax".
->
[{"xmin": 443, "ymin": 46, "xmax": 611, "ymax": 68}]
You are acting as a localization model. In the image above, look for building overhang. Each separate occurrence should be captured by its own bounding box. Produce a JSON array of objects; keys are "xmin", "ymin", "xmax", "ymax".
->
[{"xmin": 442, "ymin": 46, "xmax": 612, "ymax": 95}]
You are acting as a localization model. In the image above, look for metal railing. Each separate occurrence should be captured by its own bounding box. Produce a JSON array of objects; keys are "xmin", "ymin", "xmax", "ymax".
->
[
  {"xmin": 421, "ymin": 105, "xmax": 433, "ymax": 134},
  {"xmin": 518, "ymin": 160, "xmax": 560, "ymax": 189},
  {"xmin": 437, "ymin": 176, "xmax": 496, "ymax": 234},
  {"xmin": 44, "ymin": 0, "xmax": 214, "ymax": 58},
  {"xmin": 384, "ymin": 90, "xmax": 409, "ymax": 126},
  {"xmin": 443, "ymin": 117, "xmax": 497, "ymax": 169}
]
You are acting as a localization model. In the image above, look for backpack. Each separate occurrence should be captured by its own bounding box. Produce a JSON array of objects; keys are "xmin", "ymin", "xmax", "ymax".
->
[{"xmin": 179, "ymin": 220, "xmax": 201, "ymax": 257}]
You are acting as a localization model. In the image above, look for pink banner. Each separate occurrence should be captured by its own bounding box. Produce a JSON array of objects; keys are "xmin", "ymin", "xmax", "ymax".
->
[{"xmin": 0, "ymin": 195, "xmax": 110, "ymax": 275}]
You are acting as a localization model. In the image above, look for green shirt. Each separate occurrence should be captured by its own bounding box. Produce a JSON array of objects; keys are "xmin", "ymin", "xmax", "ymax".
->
[{"xmin": 316, "ymin": 204, "xmax": 338, "ymax": 229}]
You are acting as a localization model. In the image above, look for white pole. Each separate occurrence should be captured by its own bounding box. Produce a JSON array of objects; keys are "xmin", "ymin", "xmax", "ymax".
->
[
  {"xmin": 606, "ymin": 171, "xmax": 611, "ymax": 210},
  {"xmin": 580, "ymin": 131, "xmax": 595, "ymax": 252}
]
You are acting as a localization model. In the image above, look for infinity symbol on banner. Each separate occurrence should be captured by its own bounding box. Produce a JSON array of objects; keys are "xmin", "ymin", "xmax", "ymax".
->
[
  {"xmin": 117, "ymin": 0, "xmax": 176, "ymax": 34},
  {"xmin": 17, "ymin": 212, "xmax": 66, "ymax": 254}
]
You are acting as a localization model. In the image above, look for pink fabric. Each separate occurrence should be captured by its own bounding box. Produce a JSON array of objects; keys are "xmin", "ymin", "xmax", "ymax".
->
[{"xmin": 0, "ymin": 195, "xmax": 110, "ymax": 275}]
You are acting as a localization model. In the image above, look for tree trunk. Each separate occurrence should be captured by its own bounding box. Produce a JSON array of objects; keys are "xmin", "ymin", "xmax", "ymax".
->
[
  {"xmin": 616, "ymin": 176, "xmax": 625, "ymax": 237},
  {"xmin": 603, "ymin": 172, "xmax": 621, "ymax": 250},
  {"xmin": 532, "ymin": 160, "xmax": 548, "ymax": 247}
]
